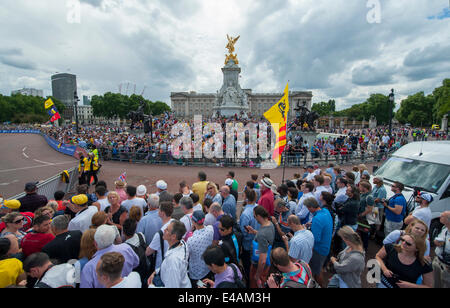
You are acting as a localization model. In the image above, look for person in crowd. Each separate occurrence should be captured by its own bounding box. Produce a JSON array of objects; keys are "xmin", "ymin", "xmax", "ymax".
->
[
  {"xmin": 104, "ymin": 191, "xmax": 128, "ymax": 234},
  {"xmin": 334, "ymin": 177, "xmax": 349, "ymax": 205},
  {"xmin": 21, "ymin": 215, "xmax": 55, "ymax": 258},
  {"xmin": 203, "ymin": 199, "xmax": 216, "ymax": 227},
  {"xmin": 75, "ymin": 229, "xmax": 97, "ymax": 278},
  {"xmin": 192, "ymin": 171, "xmax": 209, "ymax": 206},
  {"xmin": 266, "ymin": 247, "xmax": 313, "ymax": 288},
  {"xmin": 0, "ymin": 212, "xmax": 27, "ymax": 246},
  {"xmin": 67, "ymin": 194, "xmax": 99, "ymax": 233},
  {"xmin": 336, "ymin": 185, "xmax": 360, "ymax": 232},
  {"xmin": 172, "ymin": 193, "xmax": 185, "ymax": 220},
  {"xmin": 226, "ymin": 171, "xmax": 239, "ymax": 193},
  {"xmin": 239, "ymin": 189, "xmax": 259, "ymax": 282},
  {"xmin": 258, "ymin": 177, "xmax": 275, "ymax": 217},
  {"xmin": 190, "ymin": 193, "xmax": 203, "ymax": 212},
  {"xmin": 382, "ymin": 181, "xmax": 407, "ymax": 236},
  {"xmin": 34, "ymin": 205, "xmax": 55, "ymax": 220},
  {"xmin": 358, "ymin": 181, "xmax": 375, "ymax": 250},
  {"xmin": 92, "ymin": 185, "xmax": 110, "ymax": 212},
  {"xmin": 1, "ymin": 199, "xmax": 33, "ymax": 233},
  {"xmin": 272, "ymin": 198, "xmax": 291, "ymax": 249},
  {"xmin": 287, "ymin": 187, "xmax": 298, "ymax": 212},
  {"xmin": 96, "ymin": 252, "xmax": 141, "ymax": 288},
  {"xmin": 375, "ymin": 233, "xmax": 433, "ymax": 288},
  {"xmin": 122, "ymin": 218, "xmax": 149, "ymax": 287},
  {"xmin": 179, "ymin": 196, "xmax": 195, "ymax": 239},
  {"xmin": 114, "ymin": 180, "xmax": 127, "ymax": 204},
  {"xmin": 90, "ymin": 211, "xmax": 109, "ymax": 229},
  {"xmin": 210, "ymin": 203, "xmax": 226, "ymax": 243},
  {"xmin": 304, "ymin": 197, "xmax": 333, "ymax": 287},
  {"xmin": 52, "ymin": 191, "xmax": 66, "ymax": 213},
  {"xmin": 433, "ymin": 211, "xmax": 450, "ymax": 288},
  {"xmin": 42, "ymin": 215, "xmax": 82, "ymax": 264},
  {"xmin": 136, "ymin": 185, "xmax": 148, "ymax": 203},
  {"xmin": 282, "ymin": 215, "xmax": 314, "ymax": 264},
  {"xmin": 87, "ymin": 152, "xmax": 100, "ymax": 187},
  {"xmin": 137, "ymin": 194, "xmax": 162, "ymax": 245},
  {"xmin": 156, "ymin": 180, "xmax": 173, "ymax": 203},
  {"xmin": 313, "ymin": 175, "xmax": 328, "ymax": 206},
  {"xmin": 200, "ymin": 245, "xmax": 244, "ymax": 288},
  {"xmin": 23, "ymin": 252, "xmax": 76, "ymax": 288},
  {"xmin": 121, "ymin": 185, "xmax": 147, "ymax": 217},
  {"xmin": 148, "ymin": 220, "xmax": 191, "ymax": 288},
  {"xmin": 295, "ymin": 181, "xmax": 315, "ymax": 224},
  {"xmin": 220, "ymin": 186, "xmax": 236, "ymax": 220},
  {"xmin": 18, "ymin": 182, "xmax": 48, "ymax": 213},
  {"xmin": 404, "ymin": 192, "xmax": 432, "ymax": 228},
  {"xmin": 371, "ymin": 176, "xmax": 387, "ymax": 236},
  {"xmin": 179, "ymin": 181, "xmax": 193, "ymax": 198},
  {"xmin": 246, "ymin": 206, "xmax": 275, "ymax": 288},
  {"xmin": 0, "ymin": 236, "xmax": 26, "ymax": 288},
  {"xmin": 145, "ymin": 201, "xmax": 174, "ymax": 271},
  {"xmin": 384, "ymin": 219, "xmax": 430, "ymax": 257},
  {"xmin": 205, "ymin": 182, "xmax": 222, "ymax": 205},
  {"xmin": 129, "ymin": 206, "xmax": 142, "ymax": 222},
  {"xmin": 328, "ymin": 226, "xmax": 366, "ymax": 288},
  {"xmin": 187, "ymin": 210, "xmax": 214, "ymax": 285},
  {"xmin": 80, "ymin": 225, "xmax": 139, "ymax": 288},
  {"xmin": 218, "ymin": 214, "xmax": 242, "ymax": 266}
]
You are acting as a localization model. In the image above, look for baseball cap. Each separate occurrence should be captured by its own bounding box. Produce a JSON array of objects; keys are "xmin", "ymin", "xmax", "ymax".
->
[
  {"xmin": 419, "ymin": 192, "xmax": 433, "ymax": 203},
  {"xmin": 1, "ymin": 199, "xmax": 21, "ymax": 210},
  {"xmin": 156, "ymin": 180, "xmax": 167, "ymax": 190},
  {"xmin": 137, "ymin": 185, "xmax": 147, "ymax": 196},
  {"xmin": 261, "ymin": 177, "xmax": 273, "ymax": 189},
  {"xmin": 225, "ymin": 179, "xmax": 234, "ymax": 186},
  {"xmin": 71, "ymin": 194, "xmax": 88, "ymax": 206},
  {"xmin": 192, "ymin": 210, "xmax": 205, "ymax": 224},
  {"xmin": 25, "ymin": 182, "xmax": 38, "ymax": 192}
]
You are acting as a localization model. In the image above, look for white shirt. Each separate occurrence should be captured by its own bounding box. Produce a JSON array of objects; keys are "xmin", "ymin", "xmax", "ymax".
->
[
  {"xmin": 68, "ymin": 206, "xmax": 98, "ymax": 233},
  {"xmin": 153, "ymin": 241, "xmax": 191, "ymax": 288},
  {"xmin": 412, "ymin": 206, "xmax": 432, "ymax": 228},
  {"xmin": 121, "ymin": 197, "xmax": 147, "ymax": 217},
  {"xmin": 187, "ymin": 225, "xmax": 214, "ymax": 280},
  {"xmin": 193, "ymin": 204, "xmax": 203, "ymax": 213},
  {"xmin": 97, "ymin": 198, "xmax": 110, "ymax": 212},
  {"xmin": 111, "ymin": 272, "xmax": 142, "ymax": 288},
  {"xmin": 149, "ymin": 219, "xmax": 174, "ymax": 270},
  {"xmin": 296, "ymin": 192, "xmax": 314, "ymax": 222},
  {"xmin": 435, "ymin": 227, "xmax": 450, "ymax": 258},
  {"xmin": 314, "ymin": 186, "xmax": 328, "ymax": 205}
]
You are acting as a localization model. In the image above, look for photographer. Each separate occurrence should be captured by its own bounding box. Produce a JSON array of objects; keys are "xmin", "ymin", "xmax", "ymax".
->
[
  {"xmin": 266, "ymin": 247, "xmax": 313, "ymax": 288},
  {"xmin": 404, "ymin": 192, "xmax": 432, "ymax": 228}
]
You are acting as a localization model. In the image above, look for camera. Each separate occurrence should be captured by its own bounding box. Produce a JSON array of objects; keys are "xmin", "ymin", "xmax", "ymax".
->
[{"xmin": 264, "ymin": 272, "xmax": 284, "ymax": 288}]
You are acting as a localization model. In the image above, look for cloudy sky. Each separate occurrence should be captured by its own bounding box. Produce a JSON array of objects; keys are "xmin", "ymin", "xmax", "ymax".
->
[{"xmin": 0, "ymin": 0, "xmax": 449, "ymax": 110}]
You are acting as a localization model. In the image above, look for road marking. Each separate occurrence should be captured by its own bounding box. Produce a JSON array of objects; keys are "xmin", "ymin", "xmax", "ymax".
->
[
  {"xmin": 33, "ymin": 159, "xmax": 53, "ymax": 165},
  {"xmin": 0, "ymin": 161, "xmax": 75, "ymax": 173},
  {"xmin": 22, "ymin": 147, "xmax": 29, "ymax": 159}
]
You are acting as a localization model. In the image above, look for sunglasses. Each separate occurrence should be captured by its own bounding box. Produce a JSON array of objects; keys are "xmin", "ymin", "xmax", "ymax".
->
[
  {"xmin": 13, "ymin": 218, "xmax": 25, "ymax": 224},
  {"xmin": 400, "ymin": 238, "xmax": 413, "ymax": 247}
]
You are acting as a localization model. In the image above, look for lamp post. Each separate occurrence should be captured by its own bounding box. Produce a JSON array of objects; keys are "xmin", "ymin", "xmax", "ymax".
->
[
  {"xmin": 388, "ymin": 89, "xmax": 394, "ymax": 138},
  {"xmin": 74, "ymin": 91, "xmax": 80, "ymax": 134}
]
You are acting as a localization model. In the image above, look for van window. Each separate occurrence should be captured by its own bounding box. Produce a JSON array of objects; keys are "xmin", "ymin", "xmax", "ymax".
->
[
  {"xmin": 442, "ymin": 184, "xmax": 450, "ymax": 200},
  {"xmin": 374, "ymin": 157, "xmax": 450, "ymax": 193}
]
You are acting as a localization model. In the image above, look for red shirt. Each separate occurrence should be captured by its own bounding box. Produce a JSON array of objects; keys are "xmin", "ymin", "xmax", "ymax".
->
[
  {"xmin": 258, "ymin": 188, "xmax": 274, "ymax": 217},
  {"xmin": 21, "ymin": 232, "xmax": 55, "ymax": 257}
]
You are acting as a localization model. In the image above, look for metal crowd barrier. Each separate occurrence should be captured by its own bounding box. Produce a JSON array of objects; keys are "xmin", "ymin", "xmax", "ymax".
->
[
  {"xmin": 10, "ymin": 166, "xmax": 79, "ymax": 201},
  {"xmin": 98, "ymin": 147, "xmax": 393, "ymax": 168}
]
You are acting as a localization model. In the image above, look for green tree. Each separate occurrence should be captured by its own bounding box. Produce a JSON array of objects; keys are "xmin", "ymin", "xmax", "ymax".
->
[
  {"xmin": 396, "ymin": 92, "xmax": 434, "ymax": 126},
  {"xmin": 312, "ymin": 100, "xmax": 336, "ymax": 116},
  {"xmin": 432, "ymin": 78, "xmax": 450, "ymax": 122}
]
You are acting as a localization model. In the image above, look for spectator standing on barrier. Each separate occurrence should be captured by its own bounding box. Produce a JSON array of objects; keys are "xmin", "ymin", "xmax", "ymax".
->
[
  {"xmin": 433, "ymin": 211, "xmax": 450, "ymax": 288},
  {"xmin": 328, "ymin": 226, "xmax": 365, "ymax": 288},
  {"xmin": 220, "ymin": 186, "xmax": 236, "ymax": 220},
  {"xmin": 258, "ymin": 177, "xmax": 275, "ymax": 217},
  {"xmin": 80, "ymin": 225, "xmax": 139, "ymax": 288},
  {"xmin": 382, "ymin": 182, "xmax": 407, "ymax": 236},
  {"xmin": 67, "ymin": 194, "xmax": 99, "ymax": 233},
  {"xmin": 192, "ymin": 172, "xmax": 209, "ymax": 206},
  {"xmin": 96, "ymin": 252, "xmax": 141, "ymax": 288},
  {"xmin": 18, "ymin": 182, "xmax": 48, "ymax": 213},
  {"xmin": 137, "ymin": 194, "xmax": 162, "ymax": 246},
  {"xmin": 42, "ymin": 215, "xmax": 82, "ymax": 264},
  {"xmin": 21, "ymin": 215, "xmax": 55, "ymax": 258}
]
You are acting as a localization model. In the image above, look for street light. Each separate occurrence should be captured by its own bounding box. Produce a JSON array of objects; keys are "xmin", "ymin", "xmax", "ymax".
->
[
  {"xmin": 74, "ymin": 91, "xmax": 80, "ymax": 134},
  {"xmin": 388, "ymin": 89, "xmax": 394, "ymax": 137}
]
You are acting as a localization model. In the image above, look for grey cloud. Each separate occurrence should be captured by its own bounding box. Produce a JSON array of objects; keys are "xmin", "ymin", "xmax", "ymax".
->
[
  {"xmin": 351, "ymin": 64, "xmax": 396, "ymax": 86},
  {"xmin": 0, "ymin": 48, "xmax": 23, "ymax": 56},
  {"xmin": 79, "ymin": 0, "xmax": 103, "ymax": 7},
  {"xmin": 0, "ymin": 56, "xmax": 37, "ymax": 71},
  {"xmin": 404, "ymin": 43, "xmax": 450, "ymax": 67}
]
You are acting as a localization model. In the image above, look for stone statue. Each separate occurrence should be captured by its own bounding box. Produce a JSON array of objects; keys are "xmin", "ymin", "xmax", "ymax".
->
[{"xmin": 223, "ymin": 87, "xmax": 238, "ymax": 105}]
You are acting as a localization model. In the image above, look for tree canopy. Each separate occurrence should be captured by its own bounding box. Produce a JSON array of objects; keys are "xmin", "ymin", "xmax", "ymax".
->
[{"xmin": 311, "ymin": 100, "xmax": 336, "ymax": 116}]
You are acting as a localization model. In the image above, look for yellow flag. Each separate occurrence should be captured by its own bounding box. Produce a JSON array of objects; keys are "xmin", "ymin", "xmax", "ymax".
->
[
  {"xmin": 44, "ymin": 98, "xmax": 54, "ymax": 110},
  {"xmin": 264, "ymin": 83, "xmax": 289, "ymax": 166}
]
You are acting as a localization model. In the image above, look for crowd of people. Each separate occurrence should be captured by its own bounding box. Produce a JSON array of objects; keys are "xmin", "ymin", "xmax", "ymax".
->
[{"xmin": 1, "ymin": 161, "xmax": 449, "ymax": 289}]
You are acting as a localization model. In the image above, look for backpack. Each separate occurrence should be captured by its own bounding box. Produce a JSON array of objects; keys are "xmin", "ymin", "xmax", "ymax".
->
[
  {"xmin": 216, "ymin": 264, "xmax": 246, "ymax": 288},
  {"xmin": 283, "ymin": 260, "xmax": 320, "ymax": 288},
  {"xmin": 127, "ymin": 233, "xmax": 150, "ymax": 288}
]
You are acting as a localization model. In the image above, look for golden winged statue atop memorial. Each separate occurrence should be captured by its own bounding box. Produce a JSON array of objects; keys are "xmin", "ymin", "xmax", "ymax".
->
[{"xmin": 225, "ymin": 34, "xmax": 240, "ymax": 65}]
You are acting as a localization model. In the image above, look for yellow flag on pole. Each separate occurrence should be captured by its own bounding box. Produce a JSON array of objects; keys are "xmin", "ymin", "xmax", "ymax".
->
[{"xmin": 264, "ymin": 83, "xmax": 289, "ymax": 166}]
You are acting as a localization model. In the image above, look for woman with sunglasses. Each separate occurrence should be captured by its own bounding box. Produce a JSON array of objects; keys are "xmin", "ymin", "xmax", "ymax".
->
[
  {"xmin": 204, "ymin": 182, "xmax": 222, "ymax": 206},
  {"xmin": 375, "ymin": 233, "xmax": 433, "ymax": 288},
  {"xmin": 0, "ymin": 212, "xmax": 27, "ymax": 244}
]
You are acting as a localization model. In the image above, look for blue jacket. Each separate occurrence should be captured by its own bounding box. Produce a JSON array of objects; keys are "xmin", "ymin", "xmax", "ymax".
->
[{"xmin": 311, "ymin": 208, "xmax": 333, "ymax": 256}]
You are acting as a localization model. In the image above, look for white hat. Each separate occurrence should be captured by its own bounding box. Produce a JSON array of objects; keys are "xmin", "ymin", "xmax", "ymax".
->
[
  {"xmin": 137, "ymin": 185, "xmax": 147, "ymax": 196},
  {"xmin": 419, "ymin": 192, "xmax": 433, "ymax": 203},
  {"xmin": 261, "ymin": 177, "xmax": 274, "ymax": 189},
  {"xmin": 225, "ymin": 179, "xmax": 234, "ymax": 186},
  {"xmin": 156, "ymin": 180, "xmax": 167, "ymax": 190}
]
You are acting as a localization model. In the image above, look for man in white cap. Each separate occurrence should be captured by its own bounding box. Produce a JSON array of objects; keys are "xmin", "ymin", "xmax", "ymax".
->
[
  {"xmin": 404, "ymin": 191, "xmax": 433, "ymax": 228},
  {"xmin": 156, "ymin": 180, "xmax": 173, "ymax": 203},
  {"xmin": 258, "ymin": 177, "xmax": 275, "ymax": 217},
  {"xmin": 225, "ymin": 178, "xmax": 238, "ymax": 202}
]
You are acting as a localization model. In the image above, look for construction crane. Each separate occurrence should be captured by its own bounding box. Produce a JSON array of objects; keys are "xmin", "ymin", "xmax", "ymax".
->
[{"xmin": 140, "ymin": 86, "xmax": 146, "ymax": 97}]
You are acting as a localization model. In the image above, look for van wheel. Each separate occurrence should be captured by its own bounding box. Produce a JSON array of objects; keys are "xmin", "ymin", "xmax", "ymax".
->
[{"xmin": 430, "ymin": 219, "xmax": 443, "ymax": 246}]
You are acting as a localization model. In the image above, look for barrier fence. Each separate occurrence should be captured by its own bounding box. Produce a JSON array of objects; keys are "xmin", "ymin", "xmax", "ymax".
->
[{"xmin": 98, "ymin": 147, "xmax": 393, "ymax": 168}]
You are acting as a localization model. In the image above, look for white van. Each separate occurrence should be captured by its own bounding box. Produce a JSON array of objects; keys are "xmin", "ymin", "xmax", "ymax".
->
[{"xmin": 372, "ymin": 141, "xmax": 450, "ymax": 241}]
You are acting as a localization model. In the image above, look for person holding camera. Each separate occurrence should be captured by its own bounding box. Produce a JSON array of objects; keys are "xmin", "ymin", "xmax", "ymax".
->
[
  {"xmin": 382, "ymin": 182, "xmax": 407, "ymax": 237},
  {"xmin": 404, "ymin": 192, "xmax": 432, "ymax": 228},
  {"xmin": 266, "ymin": 247, "xmax": 313, "ymax": 288},
  {"xmin": 433, "ymin": 211, "xmax": 450, "ymax": 288},
  {"xmin": 375, "ymin": 233, "xmax": 433, "ymax": 288}
]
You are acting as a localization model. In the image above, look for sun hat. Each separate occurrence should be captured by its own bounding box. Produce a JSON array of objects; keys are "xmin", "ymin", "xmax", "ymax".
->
[
  {"xmin": 156, "ymin": 180, "xmax": 167, "ymax": 190},
  {"xmin": 137, "ymin": 185, "xmax": 147, "ymax": 196},
  {"xmin": 261, "ymin": 177, "xmax": 274, "ymax": 189}
]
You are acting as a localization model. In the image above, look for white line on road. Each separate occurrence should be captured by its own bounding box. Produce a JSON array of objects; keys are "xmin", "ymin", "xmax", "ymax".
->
[
  {"xmin": 0, "ymin": 161, "xmax": 75, "ymax": 173},
  {"xmin": 33, "ymin": 159, "xmax": 53, "ymax": 165}
]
